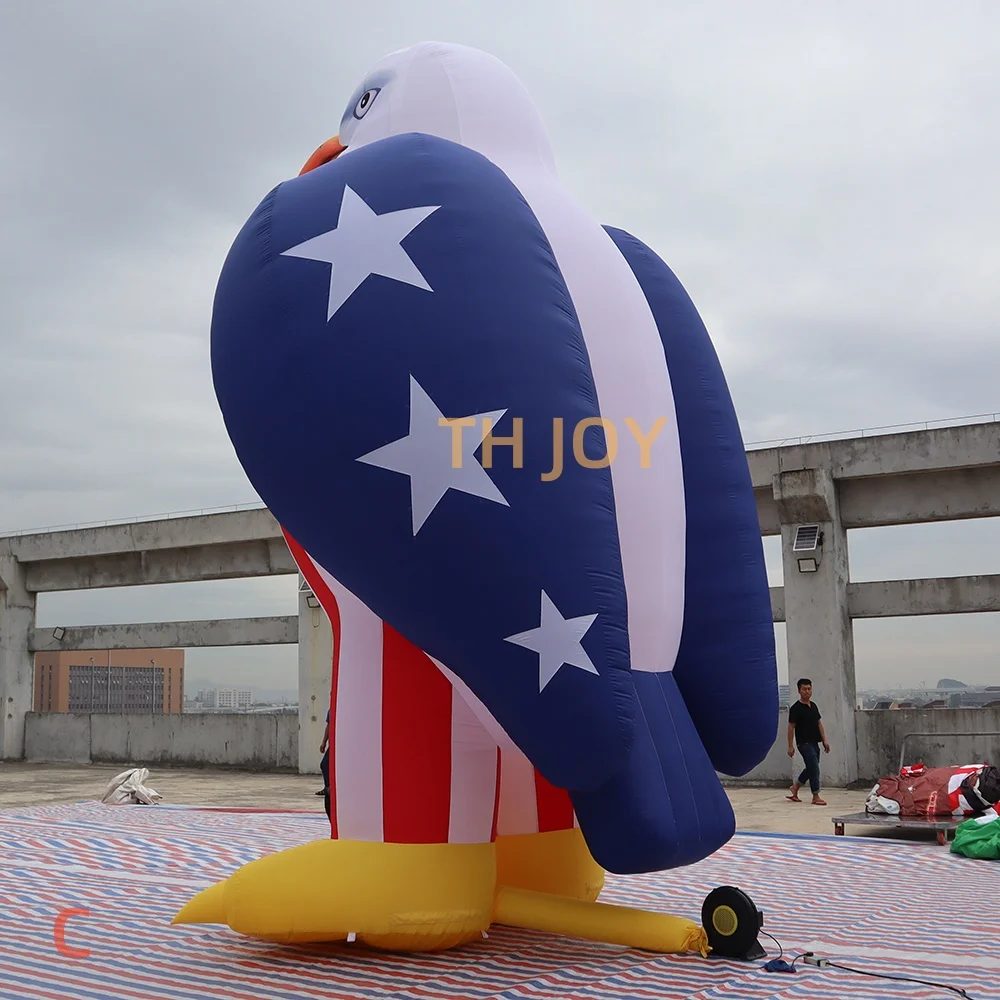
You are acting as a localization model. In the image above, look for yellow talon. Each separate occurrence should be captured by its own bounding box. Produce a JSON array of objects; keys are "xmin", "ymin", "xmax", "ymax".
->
[{"xmin": 172, "ymin": 880, "xmax": 229, "ymax": 927}]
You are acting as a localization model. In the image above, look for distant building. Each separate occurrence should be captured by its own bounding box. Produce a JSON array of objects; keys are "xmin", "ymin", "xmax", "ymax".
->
[
  {"xmin": 216, "ymin": 688, "xmax": 253, "ymax": 711},
  {"xmin": 195, "ymin": 687, "xmax": 254, "ymax": 711},
  {"xmin": 33, "ymin": 649, "xmax": 184, "ymax": 714}
]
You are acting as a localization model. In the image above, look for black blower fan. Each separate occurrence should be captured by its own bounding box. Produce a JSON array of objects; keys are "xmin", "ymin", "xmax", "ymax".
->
[{"xmin": 701, "ymin": 886, "xmax": 766, "ymax": 961}]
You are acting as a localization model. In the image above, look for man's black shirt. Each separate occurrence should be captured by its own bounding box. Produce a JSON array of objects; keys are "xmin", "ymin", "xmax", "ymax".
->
[{"xmin": 789, "ymin": 700, "xmax": 822, "ymax": 745}]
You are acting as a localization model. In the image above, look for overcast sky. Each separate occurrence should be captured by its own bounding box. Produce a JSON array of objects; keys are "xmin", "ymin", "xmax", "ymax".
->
[{"xmin": 2, "ymin": 1, "xmax": 998, "ymax": 692}]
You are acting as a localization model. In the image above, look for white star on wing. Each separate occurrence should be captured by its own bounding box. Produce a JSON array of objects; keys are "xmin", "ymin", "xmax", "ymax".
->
[
  {"xmin": 505, "ymin": 591, "xmax": 599, "ymax": 692},
  {"xmin": 280, "ymin": 185, "xmax": 439, "ymax": 320},
  {"xmin": 356, "ymin": 375, "xmax": 509, "ymax": 534}
]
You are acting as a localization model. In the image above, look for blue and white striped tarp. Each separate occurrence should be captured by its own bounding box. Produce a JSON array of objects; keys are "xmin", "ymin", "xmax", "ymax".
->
[{"xmin": 0, "ymin": 802, "xmax": 997, "ymax": 999}]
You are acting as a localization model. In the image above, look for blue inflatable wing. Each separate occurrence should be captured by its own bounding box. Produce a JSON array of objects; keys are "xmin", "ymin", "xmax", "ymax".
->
[
  {"xmin": 211, "ymin": 133, "xmax": 639, "ymax": 792},
  {"xmin": 560, "ymin": 233, "xmax": 778, "ymax": 874},
  {"xmin": 604, "ymin": 225, "xmax": 780, "ymax": 776}
]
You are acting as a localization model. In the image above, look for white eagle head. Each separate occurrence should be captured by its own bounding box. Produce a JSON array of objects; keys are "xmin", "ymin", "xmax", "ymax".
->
[{"xmin": 297, "ymin": 41, "xmax": 557, "ymax": 180}]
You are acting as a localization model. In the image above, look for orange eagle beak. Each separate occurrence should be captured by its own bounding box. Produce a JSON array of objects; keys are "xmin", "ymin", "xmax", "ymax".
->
[{"xmin": 299, "ymin": 136, "xmax": 347, "ymax": 175}]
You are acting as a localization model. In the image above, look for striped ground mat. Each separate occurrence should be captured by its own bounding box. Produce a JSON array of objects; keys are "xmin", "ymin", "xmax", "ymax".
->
[{"xmin": 0, "ymin": 801, "xmax": 997, "ymax": 1000}]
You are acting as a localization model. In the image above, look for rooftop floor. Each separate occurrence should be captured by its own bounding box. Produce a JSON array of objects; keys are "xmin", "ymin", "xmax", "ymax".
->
[
  {"xmin": 0, "ymin": 761, "xmax": 869, "ymax": 836},
  {"xmin": 2, "ymin": 763, "xmax": 997, "ymax": 1000}
]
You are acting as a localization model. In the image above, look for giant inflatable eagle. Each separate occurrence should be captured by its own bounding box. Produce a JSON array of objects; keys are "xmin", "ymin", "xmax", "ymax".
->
[{"xmin": 174, "ymin": 41, "xmax": 777, "ymax": 954}]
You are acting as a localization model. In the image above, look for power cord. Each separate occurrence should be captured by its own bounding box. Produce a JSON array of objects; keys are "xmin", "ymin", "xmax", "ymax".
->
[
  {"xmin": 825, "ymin": 960, "xmax": 975, "ymax": 999},
  {"xmin": 760, "ymin": 931, "xmax": 783, "ymax": 959},
  {"xmin": 761, "ymin": 947, "xmax": 975, "ymax": 996}
]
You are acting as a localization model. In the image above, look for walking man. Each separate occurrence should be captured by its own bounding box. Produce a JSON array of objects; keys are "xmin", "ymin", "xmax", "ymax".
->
[{"xmin": 787, "ymin": 678, "xmax": 830, "ymax": 806}]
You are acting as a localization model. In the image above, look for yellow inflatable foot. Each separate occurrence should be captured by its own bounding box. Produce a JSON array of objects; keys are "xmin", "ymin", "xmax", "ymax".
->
[
  {"xmin": 495, "ymin": 828, "xmax": 605, "ymax": 901},
  {"xmin": 172, "ymin": 835, "xmax": 706, "ymax": 956},
  {"xmin": 172, "ymin": 839, "xmax": 495, "ymax": 952}
]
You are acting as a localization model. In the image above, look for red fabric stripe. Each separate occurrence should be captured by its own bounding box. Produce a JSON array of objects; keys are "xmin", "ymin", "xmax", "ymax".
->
[
  {"xmin": 381, "ymin": 625, "xmax": 454, "ymax": 843},
  {"xmin": 490, "ymin": 747, "xmax": 502, "ymax": 842},
  {"xmin": 533, "ymin": 768, "xmax": 575, "ymax": 832},
  {"xmin": 282, "ymin": 529, "xmax": 341, "ymax": 840}
]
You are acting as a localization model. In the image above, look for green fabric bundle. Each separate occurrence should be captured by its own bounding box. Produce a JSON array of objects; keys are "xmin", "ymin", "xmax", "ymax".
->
[{"xmin": 951, "ymin": 809, "xmax": 1000, "ymax": 860}]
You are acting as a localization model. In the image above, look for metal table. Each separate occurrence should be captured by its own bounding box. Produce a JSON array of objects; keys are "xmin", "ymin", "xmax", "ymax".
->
[
  {"xmin": 831, "ymin": 811, "xmax": 961, "ymax": 845},
  {"xmin": 832, "ymin": 729, "xmax": 1000, "ymax": 845}
]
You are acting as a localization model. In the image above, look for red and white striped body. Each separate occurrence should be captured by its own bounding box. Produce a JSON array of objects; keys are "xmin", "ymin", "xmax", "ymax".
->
[{"xmin": 286, "ymin": 531, "xmax": 578, "ymax": 844}]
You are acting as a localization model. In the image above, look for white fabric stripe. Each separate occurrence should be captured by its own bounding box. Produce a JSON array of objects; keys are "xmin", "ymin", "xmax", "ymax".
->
[
  {"xmin": 496, "ymin": 743, "xmax": 540, "ymax": 836},
  {"xmin": 431, "ymin": 656, "xmax": 519, "ymax": 753},
  {"xmin": 447, "ymin": 687, "xmax": 500, "ymax": 844},
  {"xmin": 434, "ymin": 655, "xmax": 573, "ymax": 836},
  {"xmin": 313, "ymin": 564, "xmax": 385, "ymax": 842},
  {"xmin": 506, "ymin": 170, "xmax": 686, "ymax": 673}
]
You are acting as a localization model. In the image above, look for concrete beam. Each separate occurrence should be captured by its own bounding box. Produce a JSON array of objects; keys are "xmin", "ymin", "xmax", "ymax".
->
[
  {"xmin": 747, "ymin": 422, "xmax": 1000, "ymax": 489},
  {"xmin": 28, "ymin": 616, "xmax": 297, "ymax": 652},
  {"xmin": 773, "ymin": 469, "xmax": 836, "ymax": 524},
  {"xmin": 2, "ymin": 507, "xmax": 281, "ymax": 563},
  {"xmin": 848, "ymin": 575, "xmax": 1000, "ymax": 618},
  {"xmin": 839, "ymin": 466, "xmax": 1000, "ymax": 528},
  {"xmin": 23, "ymin": 537, "xmax": 297, "ymax": 592},
  {"xmin": 755, "ymin": 488, "xmax": 781, "ymax": 536}
]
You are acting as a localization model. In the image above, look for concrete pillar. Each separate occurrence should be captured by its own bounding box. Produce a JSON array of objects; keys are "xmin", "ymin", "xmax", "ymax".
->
[
  {"xmin": 297, "ymin": 575, "xmax": 333, "ymax": 775},
  {"xmin": 775, "ymin": 468, "xmax": 858, "ymax": 786},
  {"xmin": 0, "ymin": 555, "xmax": 36, "ymax": 760}
]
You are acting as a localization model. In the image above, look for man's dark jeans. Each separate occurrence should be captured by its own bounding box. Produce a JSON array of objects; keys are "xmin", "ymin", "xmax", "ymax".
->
[
  {"xmin": 797, "ymin": 741, "xmax": 821, "ymax": 794},
  {"xmin": 320, "ymin": 751, "xmax": 331, "ymax": 821}
]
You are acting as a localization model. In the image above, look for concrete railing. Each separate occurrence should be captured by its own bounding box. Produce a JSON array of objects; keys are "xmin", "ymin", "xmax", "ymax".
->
[
  {"xmin": 855, "ymin": 709, "xmax": 1000, "ymax": 779},
  {"xmin": 725, "ymin": 707, "xmax": 1000, "ymax": 786},
  {"xmin": 24, "ymin": 712, "xmax": 298, "ymax": 770},
  {"xmin": 23, "ymin": 707, "xmax": 1000, "ymax": 783}
]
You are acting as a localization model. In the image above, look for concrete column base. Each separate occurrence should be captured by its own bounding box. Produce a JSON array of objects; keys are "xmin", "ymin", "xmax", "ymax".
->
[
  {"xmin": 0, "ymin": 555, "xmax": 35, "ymax": 760},
  {"xmin": 297, "ymin": 576, "xmax": 333, "ymax": 775},
  {"xmin": 775, "ymin": 468, "xmax": 859, "ymax": 786}
]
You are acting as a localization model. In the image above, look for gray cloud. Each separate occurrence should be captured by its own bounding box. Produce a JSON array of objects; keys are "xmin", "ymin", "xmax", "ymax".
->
[{"xmin": 3, "ymin": 1, "xmax": 997, "ymax": 688}]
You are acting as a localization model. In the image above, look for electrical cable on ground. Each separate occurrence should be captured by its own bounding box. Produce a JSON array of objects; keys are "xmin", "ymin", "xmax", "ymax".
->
[
  {"xmin": 758, "ymin": 944, "xmax": 976, "ymax": 997},
  {"xmin": 826, "ymin": 960, "xmax": 975, "ymax": 999}
]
